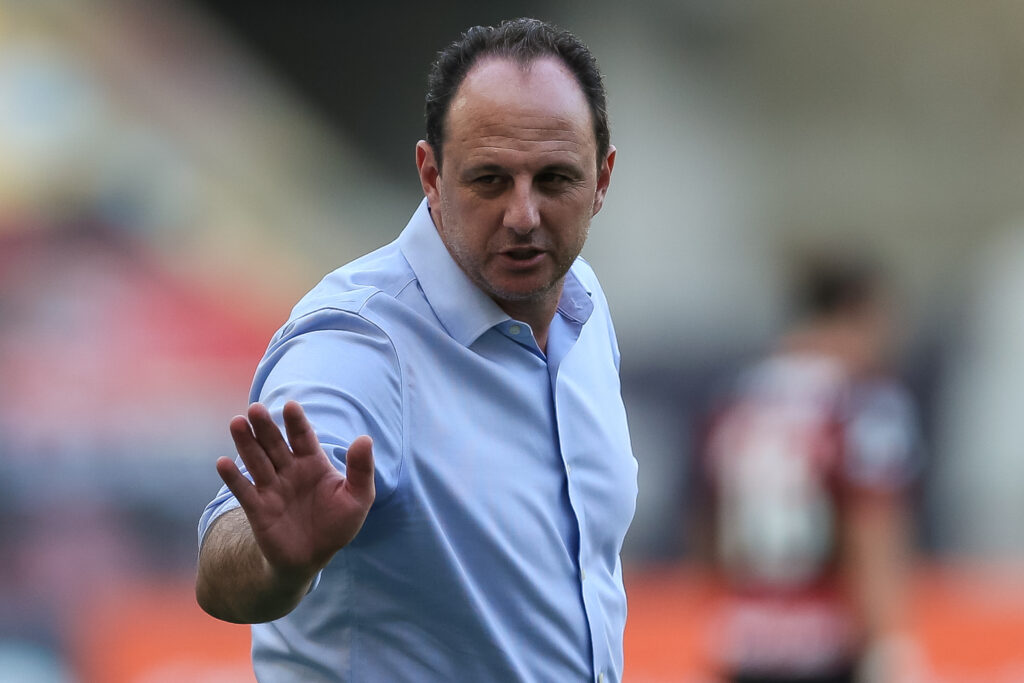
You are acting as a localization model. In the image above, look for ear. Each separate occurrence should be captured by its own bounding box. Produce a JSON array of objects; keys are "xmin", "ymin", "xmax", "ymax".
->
[
  {"xmin": 416, "ymin": 140, "xmax": 442, "ymax": 209},
  {"xmin": 592, "ymin": 145, "xmax": 616, "ymax": 216}
]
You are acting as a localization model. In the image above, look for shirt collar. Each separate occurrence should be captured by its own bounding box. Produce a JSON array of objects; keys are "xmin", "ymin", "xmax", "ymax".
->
[
  {"xmin": 398, "ymin": 199, "xmax": 509, "ymax": 346},
  {"xmin": 398, "ymin": 198, "xmax": 595, "ymax": 346},
  {"xmin": 557, "ymin": 267, "xmax": 594, "ymax": 326}
]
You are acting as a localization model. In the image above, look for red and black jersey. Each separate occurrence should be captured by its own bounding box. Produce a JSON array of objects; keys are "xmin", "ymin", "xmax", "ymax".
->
[{"xmin": 702, "ymin": 351, "xmax": 920, "ymax": 677}]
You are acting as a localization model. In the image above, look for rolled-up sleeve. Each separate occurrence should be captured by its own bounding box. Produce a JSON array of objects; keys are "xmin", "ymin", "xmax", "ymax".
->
[{"xmin": 198, "ymin": 302, "xmax": 404, "ymax": 547}]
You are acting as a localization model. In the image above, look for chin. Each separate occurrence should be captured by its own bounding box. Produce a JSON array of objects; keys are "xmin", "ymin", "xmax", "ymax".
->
[
  {"xmin": 488, "ymin": 281, "xmax": 556, "ymax": 304},
  {"xmin": 495, "ymin": 291, "xmax": 544, "ymax": 303}
]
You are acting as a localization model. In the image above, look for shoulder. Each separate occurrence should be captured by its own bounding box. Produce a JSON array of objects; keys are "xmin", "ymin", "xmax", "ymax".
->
[
  {"xmin": 841, "ymin": 377, "xmax": 922, "ymax": 490},
  {"xmin": 254, "ymin": 242, "xmax": 420, "ymax": 388},
  {"xmin": 289, "ymin": 241, "xmax": 417, "ymax": 321},
  {"xmin": 265, "ymin": 238, "xmax": 434, "ymax": 353}
]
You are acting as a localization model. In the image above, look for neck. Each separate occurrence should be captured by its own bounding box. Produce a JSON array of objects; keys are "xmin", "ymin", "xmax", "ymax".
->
[
  {"xmin": 495, "ymin": 285, "xmax": 563, "ymax": 354},
  {"xmin": 783, "ymin": 319, "xmax": 878, "ymax": 377}
]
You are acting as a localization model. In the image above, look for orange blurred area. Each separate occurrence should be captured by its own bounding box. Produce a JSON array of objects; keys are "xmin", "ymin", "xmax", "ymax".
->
[
  {"xmin": 69, "ymin": 580, "xmax": 254, "ymax": 683},
  {"xmin": 623, "ymin": 563, "xmax": 1024, "ymax": 683},
  {"xmin": 64, "ymin": 564, "xmax": 1024, "ymax": 683}
]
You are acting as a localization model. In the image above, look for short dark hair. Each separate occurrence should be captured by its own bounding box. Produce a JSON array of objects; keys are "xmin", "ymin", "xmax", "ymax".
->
[
  {"xmin": 425, "ymin": 17, "xmax": 610, "ymax": 171},
  {"xmin": 792, "ymin": 253, "xmax": 883, "ymax": 321}
]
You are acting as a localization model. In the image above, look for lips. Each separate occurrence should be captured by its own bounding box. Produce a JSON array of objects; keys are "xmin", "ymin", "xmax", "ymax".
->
[
  {"xmin": 497, "ymin": 246, "xmax": 547, "ymax": 269},
  {"xmin": 503, "ymin": 247, "xmax": 543, "ymax": 260}
]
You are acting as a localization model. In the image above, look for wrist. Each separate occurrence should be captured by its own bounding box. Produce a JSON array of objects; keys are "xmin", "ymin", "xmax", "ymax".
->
[
  {"xmin": 262, "ymin": 555, "xmax": 320, "ymax": 597},
  {"xmin": 858, "ymin": 631, "xmax": 923, "ymax": 683}
]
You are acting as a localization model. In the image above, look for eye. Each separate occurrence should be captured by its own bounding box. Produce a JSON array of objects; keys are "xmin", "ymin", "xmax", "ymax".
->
[
  {"xmin": 474, "ymin": 175, "xmax": 502, "ymax": 185},
  {"xmin": 538, "ymin": 172, "xmax": 573, "ymax": 188}
]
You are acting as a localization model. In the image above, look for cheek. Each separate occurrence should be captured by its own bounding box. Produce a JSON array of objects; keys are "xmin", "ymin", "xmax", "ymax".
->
[
  {"xmin": 439, "ymin": 213, "xmax": 489, "ymax": 258},
  {"xmin": 550, "ymin": 205, "xmax": 591, "ymax": 245}
]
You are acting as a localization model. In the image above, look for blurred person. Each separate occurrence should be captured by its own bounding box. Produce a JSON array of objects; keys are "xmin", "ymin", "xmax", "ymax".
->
[
  {"xmin": 195, "ymin": 18, "xmax": 636, "ymax": 683},
  {"xmin": 697, "ymin": 254, "xmax": 922, "ymax": 683}
]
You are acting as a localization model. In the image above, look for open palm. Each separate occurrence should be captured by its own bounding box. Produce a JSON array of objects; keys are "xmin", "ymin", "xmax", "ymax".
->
[{"xmin": 216, "ymin": 401, "xmax": 375, "ymax": 582}]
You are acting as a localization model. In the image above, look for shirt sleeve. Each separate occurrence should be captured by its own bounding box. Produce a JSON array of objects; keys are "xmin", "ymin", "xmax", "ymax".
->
[
  {"xmin": 198, "ymin": 302, "xmax": 404, "ymax": 547},
  {"xmin": 841, "ymin": 380, "xmax": 922, "ymax": 492}
]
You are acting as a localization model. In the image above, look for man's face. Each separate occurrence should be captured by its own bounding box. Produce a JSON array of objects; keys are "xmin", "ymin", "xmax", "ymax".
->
[{"xmin": 416, "ymin": 56, "xmax": 615, "ymax": 316}]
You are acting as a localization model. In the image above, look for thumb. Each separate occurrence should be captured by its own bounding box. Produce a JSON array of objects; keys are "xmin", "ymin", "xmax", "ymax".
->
[{"xmin": 344, "ymin": 435, "xmax": 375, "ymax": 501}]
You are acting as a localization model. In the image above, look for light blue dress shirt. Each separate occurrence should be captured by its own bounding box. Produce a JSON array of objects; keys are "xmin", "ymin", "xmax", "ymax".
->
[{"xmin": 199, "ymin": 200, "xmax": 638, "ymax": 682}]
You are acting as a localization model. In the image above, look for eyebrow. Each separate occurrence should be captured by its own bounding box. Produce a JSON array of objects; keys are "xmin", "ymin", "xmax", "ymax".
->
[
  {"xmin": 461, "ymin": 164, "xmax": 506, "ymax": 178},
  {"xmin": 460, "ymin": 162, "xmax": 585, "ymax": 179},
  {"xmin": 536, "ymin": 162, "xmax": 584, "ymax": 178}
]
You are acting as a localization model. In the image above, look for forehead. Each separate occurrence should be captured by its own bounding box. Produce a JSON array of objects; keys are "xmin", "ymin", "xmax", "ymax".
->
[{"xmin": 444, "ymin": 57, "xmax": 595, "ymax": 164}]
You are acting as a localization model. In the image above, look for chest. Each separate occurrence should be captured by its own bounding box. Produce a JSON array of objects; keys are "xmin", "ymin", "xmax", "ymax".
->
[{"xmin": 395, "ymin": 321, "xmax": 637, "ymax": 553}]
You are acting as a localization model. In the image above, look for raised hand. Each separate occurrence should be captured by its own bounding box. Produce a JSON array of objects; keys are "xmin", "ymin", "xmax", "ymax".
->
[{"xmin": 216, "ymin": 401, "xmax": 375, "ymax": 584}]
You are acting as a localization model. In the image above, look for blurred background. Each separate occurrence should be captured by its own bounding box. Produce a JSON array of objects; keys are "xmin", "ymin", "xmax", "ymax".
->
[{"xmin": 2, "ymin": 0, "xmax": 1023, "ymax": 681}]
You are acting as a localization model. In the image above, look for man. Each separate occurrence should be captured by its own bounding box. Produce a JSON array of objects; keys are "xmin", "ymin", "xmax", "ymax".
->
[
  {"xmin": 196, "ymin": 18, "xmax": 636, "ymax": 683},
  {"xmin": 699, "ymin": 255, "xmax": 921, "ymax": 683}
]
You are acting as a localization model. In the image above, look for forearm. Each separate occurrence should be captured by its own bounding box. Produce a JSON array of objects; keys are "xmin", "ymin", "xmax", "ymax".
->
[
  {"xmin": 196, "ymin": 507, "xmax": 316, "ymax": 624},
  {"xmin": 844, "ymin": 493, "xmax": 919, "ymax": 682},
  {"xmin": 846, "ymin": 496, "xmax": 911, "ymax": 636}
]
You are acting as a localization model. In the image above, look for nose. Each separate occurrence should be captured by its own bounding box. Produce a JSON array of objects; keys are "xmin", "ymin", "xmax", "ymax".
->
[{"xmin": 503, "ymin": 181, "xmax": 541, "ymax": 235}]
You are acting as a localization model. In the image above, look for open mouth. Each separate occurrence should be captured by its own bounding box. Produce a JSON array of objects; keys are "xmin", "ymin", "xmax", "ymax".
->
[
  {"xmin": 503, "ymin": 247, "xmax": 543, "ymax": 261},
  {"xmin": 498, "ymin": 247, "xmax": 546, "ymax": 269}
]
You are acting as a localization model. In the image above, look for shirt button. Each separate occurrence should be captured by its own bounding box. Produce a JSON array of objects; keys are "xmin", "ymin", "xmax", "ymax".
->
[
  {"xmin": 598, "ymin": 673, "xmax": 605, "ymax": 683},
  {"xmin": 509, "ymin": 324, "xmax": 521, "ymax": 335},
  {"xmin": 566, "ymin": 463, "xmax": 572, "ymax": 475},
  {"xmin": 581, "ymin": 568, "xmax": 587, "ymax": 581}
]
